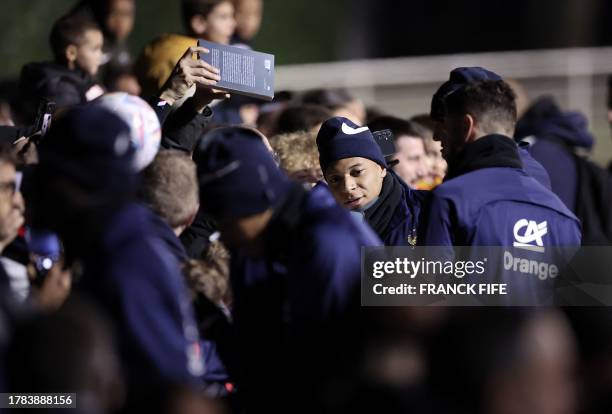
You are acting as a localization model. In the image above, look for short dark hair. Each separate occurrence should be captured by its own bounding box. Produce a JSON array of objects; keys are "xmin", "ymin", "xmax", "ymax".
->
[
  {"xmin": 181, "ymin": 0, "xmax": 232, "ymax": 30},
  {"xmin": 276, "ymin": 104, "xmax": 332, "ymax": 134},
  {"xmin": 409, "ymin": 114, "xmax": 436, "ymax": 135},
  {"xmin": 445, "ymin": 80, "xmax": 517, "ymax": 134},
  {"xmin": 301, "ymin": 88, "xmax": 356, "ymax": 111},
  {"xmin": 367, "ymin": 116, "xmax": 428, "ymax": 141},
  {"xmin": 49, "ymin": 14, "xmax": 100, "ymax": 62}
]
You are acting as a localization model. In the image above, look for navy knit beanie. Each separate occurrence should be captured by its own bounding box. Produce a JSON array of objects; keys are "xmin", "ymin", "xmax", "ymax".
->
[
  {"xmin": 194, "ymin": 127, "xmax": 292, "ymax": 219},
  {"xmin": 316, "ymin": 117, "xmax": 387, "ymax": 174},
  {"xmin": 431, "ymin": 67, "xmax": 503, "ymax": 121},
  {"xmin": 37, "ymin": 105, "xmax": 137, "ymax": 195}
]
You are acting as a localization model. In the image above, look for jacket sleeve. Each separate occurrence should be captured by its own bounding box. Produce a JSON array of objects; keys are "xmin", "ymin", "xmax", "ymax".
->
[
  {"xmin": 420, "ymin": 193, "xmax": 454, "ymax": 247},
  {"xmin": 291, "ymin": 226, "xmax": 361, "ymax": 323},
  {"xmin": 147, "ymin": 97, "xmax": 213, "ymax": 153},
  {"xmin": 179, "ymin": 208, "xmax": 218, "ymax": 259},
  {"xmin": 111, "ymin": 240, "xmax": 204, "ymax": 385}
]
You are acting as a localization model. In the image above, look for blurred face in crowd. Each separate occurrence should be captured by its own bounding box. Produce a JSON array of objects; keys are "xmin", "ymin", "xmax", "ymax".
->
[
  {"xmin": 392, "ymin": 135, "xmax": 428, "ymax": 188},
  {"xmin": 112, "ymin": 73, "xmax": 141, "ymax": 96},
  {"xmin": 203, "ymin": 1, "xmax": 237, "ymax": 45},
  {"xmin": 216, "ymin": 210, "xmax": 273, "ymax": 257},
  {"xmin": 105, "ymin": 0, "xmax": 135, "ymax": 42},
  {"xmin": 288, "ymin": 167, "xmax": 324, "ymax": 187},
  {"xmin": 333, "ymin": 100, "xmax": 366, "ymax": 125},
  {"xmin": 486, "ymin": 311, "xmax": 577, "ymax": 414},
  {"xmin": 433, "ymin": 114, "xmax": 469, "ymax": 162},
  {"xmin": 68, "ymin": 29, "xmax": 104, "ymax": 76},
  {"xmin": 234, "ymin": 0, "xmax": 263, "ymax": 41},
  {"xmin": 425, "ymin": 139, "xmax": 447, "ymax": 181},
  {"xmin": 0, "ymin": 162, "xmax": 23, "ymax": 247},
  {"xmin": 325, "ymin": 157, "xmax": 386, "ymax": 210}
]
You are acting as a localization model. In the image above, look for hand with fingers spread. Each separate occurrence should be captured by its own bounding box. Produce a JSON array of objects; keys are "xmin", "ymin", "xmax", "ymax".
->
[{"xmin": 159, "ymin": 46, "xmax": 222, "ymax": 106}]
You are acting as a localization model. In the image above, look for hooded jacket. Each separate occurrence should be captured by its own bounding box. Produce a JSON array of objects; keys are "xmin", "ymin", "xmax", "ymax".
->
[
  {"xmin": 421, "ymin": 134, "xmax": 581, "ymax": 247},
  {"xmin": 18, "ymin": 62, "xmax": 99, "ymax": 123},
  {"xmin": 420, "ymin": 135, "xmax": 581, "ymax": 303},
  {"xmin": 515, "ymin": 96, "xmax": 594, "ymax": 212},
  {"xmin": 229, "ymin": 183, "xmax": 380, "ymax": 412}
]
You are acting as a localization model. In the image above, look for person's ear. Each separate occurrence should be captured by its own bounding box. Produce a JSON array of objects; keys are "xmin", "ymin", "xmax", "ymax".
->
[
  {"xmin": 65, "ymin": 44, "xmax": 77, "ymax": 65},
  {"xmin": 380, "ymin": 167, "xmax": 387, "ymax": 178},
  {"xmin": 463, "ymin": 113, "xmax": 477, "ymax": 142},
  {"xmin": 607, "ymin": 109, "xmax": 612, "ymax": 124},
  {"xmin": 190, "ymin": 15, "xmax": 208, "ymax": 36}
]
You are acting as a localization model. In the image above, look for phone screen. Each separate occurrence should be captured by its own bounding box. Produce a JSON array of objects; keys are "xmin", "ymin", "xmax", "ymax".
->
[{"xmin": 372, "ymin": 129, "xmax": 396, "ymax": 157}]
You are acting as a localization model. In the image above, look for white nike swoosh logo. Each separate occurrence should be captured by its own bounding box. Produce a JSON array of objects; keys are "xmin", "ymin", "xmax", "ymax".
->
[{"xmin": 341, "ymin": 122, "xmax": 370, "ymax": 135}]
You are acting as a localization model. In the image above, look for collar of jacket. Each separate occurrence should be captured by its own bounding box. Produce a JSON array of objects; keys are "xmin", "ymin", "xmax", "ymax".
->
[
  {"xmin": 445, "ymin": 134, "xmax": 523, "ymax": 181},
  {"xmin": 364, "ymin": 172, "xmax": 404, "ymax": 241}
]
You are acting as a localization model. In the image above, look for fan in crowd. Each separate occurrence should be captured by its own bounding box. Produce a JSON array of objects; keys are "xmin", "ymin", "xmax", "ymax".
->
[{"xmin": 0, "ymin": 1, "xmax": 610, "ymax": 414}]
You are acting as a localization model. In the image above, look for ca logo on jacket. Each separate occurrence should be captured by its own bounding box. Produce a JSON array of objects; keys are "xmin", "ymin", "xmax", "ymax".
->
[{"xmin": 513, "ymin": 219, "xmax": 548, "ymax": 252}]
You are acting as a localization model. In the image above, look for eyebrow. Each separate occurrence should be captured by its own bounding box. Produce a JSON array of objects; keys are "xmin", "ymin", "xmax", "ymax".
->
[{"xmin": 327, "ymin": 163, "xmax": 364, "ymax": 176}]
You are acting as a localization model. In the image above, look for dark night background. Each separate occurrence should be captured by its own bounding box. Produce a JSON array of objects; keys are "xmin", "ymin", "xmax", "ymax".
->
[
  {"xmin": 1, "ymin": 0, "xmax": 611, "ymax": 80},
  {"xmin": 1, "ymin": 0, "xmax": 611, "ymax": 162},
  {"xmin": 340, "ymin": 0, "xmax": 612, "ymax": 59}
]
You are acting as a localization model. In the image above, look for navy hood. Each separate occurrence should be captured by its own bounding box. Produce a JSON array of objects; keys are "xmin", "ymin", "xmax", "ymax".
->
[
  {"xmin": 18, "ymin": 62, "xmax": 94, "ymax": 123},
  {"xmin": 515, "ymin": 96, "xmax": 594, "ymax": 149}
]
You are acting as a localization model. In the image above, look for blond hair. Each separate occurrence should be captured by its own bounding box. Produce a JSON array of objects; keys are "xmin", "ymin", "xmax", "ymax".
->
[
  {"xmin": 182, "ymin": 241, "xmax": 231, "ymax": 305},
  {"xmin": 269, "ymin": 131, "xmax": 320, "ymax": 174},
  {"xmin": 141, "ymin": 150, "xmax": 199, "ymax": 229}
]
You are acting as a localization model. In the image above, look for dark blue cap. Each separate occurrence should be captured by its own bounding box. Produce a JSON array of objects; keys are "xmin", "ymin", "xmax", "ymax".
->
[
  {"xmin": 316, "ymin": 117, "xmax": 386, "ymax": 174},
  {"xmin": 194, "ymin": 127, "xmax": 292, "ymax": 219},
  {"xmin": 37, "ymin": 105, "xmax": 137, "ymax": 194},
  {"xmin": 430, "ymin": 67, "xmax": 503, "ymax": 121}
]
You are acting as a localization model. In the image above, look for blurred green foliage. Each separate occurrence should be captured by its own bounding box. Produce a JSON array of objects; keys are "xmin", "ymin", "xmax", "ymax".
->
[{"xmin": 0, "ymin": 0, "xmax": 340, "ymax": 82}]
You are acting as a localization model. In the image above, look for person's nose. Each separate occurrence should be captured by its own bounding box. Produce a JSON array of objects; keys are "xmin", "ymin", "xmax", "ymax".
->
[
  {"xmin": 416, "ymin": 159, "xmax": 428, "ymax": 178},
  {"xmin": 13, "ymin": 190, "xmax": 25, "ymax": 215},
  {"xmin": 343, "ymin": 175, "xmax": 357, "ymax": 193}
]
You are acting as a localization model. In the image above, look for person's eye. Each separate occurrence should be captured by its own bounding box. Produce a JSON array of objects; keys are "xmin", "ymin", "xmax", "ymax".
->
[
  {"xmin": 328, "ymin": 176, "xmax": 340, "ymax": 184},
  {"xmin": 351, "ymin": 169, "xmax": 365, "ymax": 176}
]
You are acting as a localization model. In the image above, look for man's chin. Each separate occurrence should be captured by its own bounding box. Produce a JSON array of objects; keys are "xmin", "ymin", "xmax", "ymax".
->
[{"xmin": 344, "ymin": 197, "xmax": 366, "ymax": 210}]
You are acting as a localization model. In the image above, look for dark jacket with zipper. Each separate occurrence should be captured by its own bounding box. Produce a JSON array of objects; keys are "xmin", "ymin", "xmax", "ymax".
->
[
  {"xmin": 362, "ymin": 170, "xmax": 426, "ymax": 246},
  {"xmin": 229, "ymin": 183, "xmax": 380, "ymax": 412},
  {"xmin": 420, "ymin": 134, "xmax": 581, "ymax": 247}
]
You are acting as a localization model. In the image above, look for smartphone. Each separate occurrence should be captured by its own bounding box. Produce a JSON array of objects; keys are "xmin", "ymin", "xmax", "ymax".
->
[
  {"xmin": 25, "ymin": 228, "xmax": 61, "ymax": 286},
  {"xmin": 29, "ymin": 99, "xmax": 56, "ymax": 143},
  {"xmin": 372, "ymin": 129, "xmax": 396, "ymax": 158}
]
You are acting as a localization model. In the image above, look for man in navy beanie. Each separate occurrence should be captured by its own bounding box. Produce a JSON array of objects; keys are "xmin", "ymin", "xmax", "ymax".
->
[
  {"xmin": 195, "ymin": 126, "xmax": 380, "ymax": 412},
  {"xmin": 421, "ymin": 67, "xmax": 580, "ymax": 264},
  {"xmin": 431, "ymin": 66, "xmax": 552, "ymax": 188},
  {"xmin": 27, "ymin": 105, "xmax": 206, "ymax": 413},
  {"xmin": 316, "ymin": 116, "xmax": 425, "ymax": 246},
  {"xmin": 416, "ymin": 68, "xmax": 583, "ymax": 305}
]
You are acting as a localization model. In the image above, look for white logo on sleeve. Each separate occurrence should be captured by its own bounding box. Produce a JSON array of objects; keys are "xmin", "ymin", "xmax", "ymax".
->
[
  {"xmin": 341, "ymin": 122, "xmax": 370, "ymax": 135},
  {"xmin": 513, "ymin": 219, "xmax": 548, "ymax": 252}
]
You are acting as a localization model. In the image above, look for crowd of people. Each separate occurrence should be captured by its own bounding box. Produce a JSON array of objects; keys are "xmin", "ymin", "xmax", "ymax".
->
[{"xmin": 0, "ymin": 0, "xmax": 611, "ymax": 413}]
